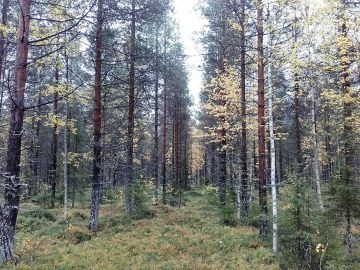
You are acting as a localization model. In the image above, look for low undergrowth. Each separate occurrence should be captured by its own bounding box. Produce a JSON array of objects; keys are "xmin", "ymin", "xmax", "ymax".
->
[{"xmin": 4, "ymin": 187, "xmax": 278, "ymax": 270}]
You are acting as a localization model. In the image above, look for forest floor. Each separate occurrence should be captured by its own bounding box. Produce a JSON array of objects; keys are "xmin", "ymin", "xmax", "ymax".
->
[{"xmin": 4, "ymin": 187, "xmax": 278, "ymax": 270}]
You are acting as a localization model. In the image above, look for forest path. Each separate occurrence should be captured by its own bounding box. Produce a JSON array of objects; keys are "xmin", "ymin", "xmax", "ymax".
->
[{"xmin": 9, "ymin": 188, "xmax": 278, "ymax": 270}]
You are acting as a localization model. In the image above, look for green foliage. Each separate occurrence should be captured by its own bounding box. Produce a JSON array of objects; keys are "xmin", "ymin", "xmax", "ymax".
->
[
  {"xmin": 130, "ymin": 179, "xmax": 155, "ymax": 220},
  {"xmin": 278, "ymin": 173, "xmax": 352, "ymax": 270},
  {"xmin": 219, "ymin": 199, "xmax": 237, "ymax": 227},
  {"xmin": 16, "ymin": 216, "xmax": 41, "ymax": 233},
  {"xmin": 31, "ymin": 192, "xmax": 53, "ymax": 207},
  {"xmin": 278, "ymin": 173, "xmax": 319, "ymax": 269},
  {"xmin": 68, "ymin": 210, "xmax": 88, "ymax": 221},
  {"xmin": 328, "ymin": 173, "xmax": 360, "ymax": 221},
  {"xmin": 20, "ymin": 209, "xmax": 56, "ymax": 222},
  {"xmin": 202, "ymin": 184, "xmax": 237, "ymax": 226},
  {"xmin": 66, "ymin": 225, "xmax": 92, "ymax": 244}
]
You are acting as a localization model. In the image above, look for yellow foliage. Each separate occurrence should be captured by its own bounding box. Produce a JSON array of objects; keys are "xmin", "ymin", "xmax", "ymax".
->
[{"xmin": 202, "ymin": 64, "xmax": 241, "ymax": 149}]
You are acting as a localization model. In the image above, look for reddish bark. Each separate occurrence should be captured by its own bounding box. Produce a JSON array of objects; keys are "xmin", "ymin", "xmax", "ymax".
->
[
  {"xmin": 0, "ymin": 0, "xmax": 31, "ymax": 262},
  {"xmin": 90, "ymin": 0, "xmax": 103, "ymax": 231}
]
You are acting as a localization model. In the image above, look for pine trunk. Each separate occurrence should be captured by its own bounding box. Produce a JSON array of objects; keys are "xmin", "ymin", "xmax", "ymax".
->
[
  {"xmin": 90, "ymin": 0, "xmax": 103, "ymax": 230},
  {"xmin": 294, "ymin": 72, "xmax": 302, "ymax": 172},
  {"xmin": 162, "ymin": 19, "xmax": 168, "ymax": 205},
  {"xmin": 153, "ymin": 26, "xmax": 160, "ymax": 203},
  {"xmin": 239, "ymin": 0, "xmax": 248, "ymax": 225},
  {"xmin": 0, "ymin": 0, "xmax": 31, "ymax": 263},
  {"xmin": 256, "ymin": 0, "xmax": 268, "ymax": 238},
  {"xmin": 50, "ymin": 67, "xmax": 59, "ymax": 208},
  {"xmin": 125, "ymin": 0, "xmax": 136, "ymax": 214}
]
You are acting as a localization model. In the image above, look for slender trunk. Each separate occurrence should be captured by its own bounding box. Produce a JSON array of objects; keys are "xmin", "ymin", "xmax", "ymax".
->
[
  {"xmin": 0, "ymin": 0, "xmax": 31, "ymax": 263},
  {"xmin": 162, "ymin": 20, "xmax": 168, "ymax": 205},
  {"xmin": 90, "ymin": 0, "xmax": 103, "ymax": 230},
  {"xmin": 293, "ymin": 16, "xmax": 302, "ymax": 173},
  {"xmin": 253, "ymin": 139, "xmax": 257, "ymax": 182},
  {"xmin": 63, "ymin": 99, "xmax": 69, "ymax": 219},
  {"xmin": 276, "ymin": 138, "xmax": 282, "ymax": 193},
  {"xmin": 218, "ymin": 146, "xmax": 227, "ymax": 205},
  {"xmin": 153, "ymin": 26, "xmax": 160, "ymax": 203},
  {"xmin": 0, "ymin": 0, "xmax": 10, "ymax": 115},
  {"xmin": 257, "ymin": 0, "xmax": 268, "ymax": 238},
  {"xmin": 125, "ymin": 0, "xmax": 136, "ymax": 214},
  {"xmin": 210, "ymin": 143, "xmax": 216, "ymax": 185},
  {"xmin": 175, "ymin": 91, "xmax": 181, "ymax": 192},
  {"xmin": 50, "ymin": 67, "xmax": 59, "ymax": 208},
  {"xmin": 72, "ymin": 133, "xmax": 78, "ymax": 208},
  {"xmin": 31, "ymin": 90, "xmax": 41, "ymax": 196},
  {"xmin": 239, "ymin": 0, "xmax": 248, "ymax": 225},
  {"xmin": 63, "ymin": 51, "xmax": 71, "ymax": 219},
  {"xmin": 218, "ymin": 96, "xmax": 227, "ymax": 204},
  {"xmin": 311, "ymin": 84, "xmax": 324, "ymax": 212},
  {"xmin": 324, "ymin": 108, "xmax": 332, "ymax": 181},
  {"xmin": 248, "ymin": 141, "xmax": 255, "ymax": 205},
  {"xmin": 294, "ymin": 72, "xmax": 302, "ymax": 172},
  {"xmin": 268, "ymin": 52, "xmax": 278, "ymax": 253},
  {"xmin": 340, "ymin": 16, "xmax": 354, "ymax": 258},
  {"xmin": 172, "ymin": 121, "xmax": 176, "ymax": 190}
]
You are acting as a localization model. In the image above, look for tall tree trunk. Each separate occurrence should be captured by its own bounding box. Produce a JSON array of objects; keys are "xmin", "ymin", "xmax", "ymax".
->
[
  {"xmin": 30, "ymin": 89, "xmax": 41, "ymax": 196},
  {"xmin": 72, "ymin": 133, "xmax": 78, "ymax": 208},
  {"xmin": 153, "ymin": 25, "xmax": 160, "ymax": 203},
  {"xmin": 239, "ymin": 0, "xmax": 248, "ymax": 225},
  {"xmin": 311, "ymin": 83, "xmax": 324, "ymax": 212},
  {"xmin": 218, "ymin": 144, "xmax": 227, "ymax": 205},
  {"xmin": 63, "ymin": 99, "xmax": 69, "ymax": 219},
  {"xmin": 268, "ymin": 51, "xmax": 278, "ymax": 253},
  {"xmin": 293, "ymin": 13, "xmax": 302, "ymax": 173},
  {"xmin": 0, "ymin": 0, "xmax": 31, "ymax": 263},
  {"xmin": 324, "ymin": 108, "xmax": 332, "ymax": 181},
  {"xmin": 50, "ymin": 67, "xmax": 59, "ymax": 208},
  {"xmin": 256, "ymin": 0, "xmax": 268, "ymax": 238},
  {"xmin": 125, "ymin": 0, "xmax": 136, "ymax": 214},
  {"xmin": 0, "ymin": 0, "xmax": 10, "ymax": 115},
  {"xmin": 175, "ymin": 90, "xmax": 181, "ymax": 194},
  {"xmin": 276, "ymin": 138, "xmax": 282, "ymax": 191},
  {"xmin": 294, "ymin": 71, "xmax": 302, "ymax": 172},
  {"xmin": 90, "ymin": 0, "xmax": 103, "ymax": 230},
  {"xmin": 162, "ymin": 20, "xmax": 168, "ymax": 205}
]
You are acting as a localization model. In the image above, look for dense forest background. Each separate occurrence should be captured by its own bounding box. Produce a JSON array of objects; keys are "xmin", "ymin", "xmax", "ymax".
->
[{"xmin": 0, "ymin": 0, "xmax": 359, "ymax": 269}]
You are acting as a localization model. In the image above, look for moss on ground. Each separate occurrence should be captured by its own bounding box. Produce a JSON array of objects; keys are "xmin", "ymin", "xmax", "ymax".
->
[{"xmin": 4, "ymin": 188, "xmax": 278, "ymax": 270}]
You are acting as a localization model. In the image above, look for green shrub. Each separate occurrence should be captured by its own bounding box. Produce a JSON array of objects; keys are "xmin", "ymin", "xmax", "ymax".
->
[
  {"xmin": 20, "ymin": 208, "xmax": 56, "ymax": 221},
  {"xmin": 67, "ymin": 225, "xmax": 92, "ymax": 244},
  {"xmin": 31, "ymin": 193, "xmax": 53, "ymax": 207},
  {"xmin": 71, "ymin": 211, "xmax": 88, "ymax": 221},
  {"xmin": 16, "ymin": 216, "xmax": 41, "ymax": 233},
  {"xmin": 219, "ymin": 201, "xmax": 237, "ymax": 227}
]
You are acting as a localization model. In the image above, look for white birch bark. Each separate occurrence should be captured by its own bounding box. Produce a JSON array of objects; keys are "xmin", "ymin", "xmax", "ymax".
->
[
  {"xmin": 311, "ymin": 84, "xmax": 324, "ymax": 212},
  {"xmin": 268, "ymin": 48, "xmax": 278, "ymax": 254}
]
